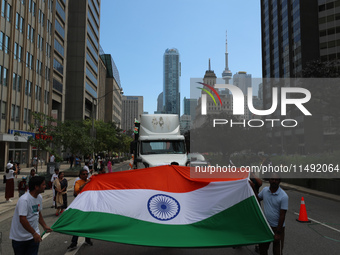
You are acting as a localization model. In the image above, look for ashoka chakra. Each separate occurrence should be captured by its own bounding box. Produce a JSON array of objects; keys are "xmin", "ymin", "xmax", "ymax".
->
[{"xmin": 147, "ymin": 194, "xmax": 180, "ymax": 221}]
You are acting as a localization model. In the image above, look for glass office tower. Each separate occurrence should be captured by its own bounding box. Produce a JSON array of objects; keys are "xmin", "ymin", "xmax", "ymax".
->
[{"xmin": 163, "ymin": 48, "xmax": 181, "ymax": 115}]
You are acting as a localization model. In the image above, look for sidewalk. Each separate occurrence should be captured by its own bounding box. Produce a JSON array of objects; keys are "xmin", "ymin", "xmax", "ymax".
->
[{"xmin": 0, "ymin": 163, "xmax": 75, "ymax": 215}]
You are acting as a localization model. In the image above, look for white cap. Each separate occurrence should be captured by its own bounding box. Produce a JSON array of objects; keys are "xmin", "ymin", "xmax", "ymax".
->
[{"xmin": 6, "ymin": 163, "xmax": 13, "ymax": 169}]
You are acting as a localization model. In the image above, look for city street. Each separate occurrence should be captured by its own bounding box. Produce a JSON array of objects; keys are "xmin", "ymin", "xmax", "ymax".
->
[{"xmin": 1, "ymin": 163, "xmax": 340, "ymax": 255}]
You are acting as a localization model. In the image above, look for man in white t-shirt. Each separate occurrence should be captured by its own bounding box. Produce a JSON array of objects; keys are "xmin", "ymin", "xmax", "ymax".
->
[
  {"xmin": 9, "ymin": 176, "xmax": 52, "ymax": 255},
  {"xmin": 50, "ymin": 154, "xmax": 55, "ymax": 163}
]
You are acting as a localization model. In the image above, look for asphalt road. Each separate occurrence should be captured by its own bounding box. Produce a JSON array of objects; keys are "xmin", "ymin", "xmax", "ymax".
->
[{"xmin": 1, "ymin": 163, "xmax": 340, "ymax": 255}]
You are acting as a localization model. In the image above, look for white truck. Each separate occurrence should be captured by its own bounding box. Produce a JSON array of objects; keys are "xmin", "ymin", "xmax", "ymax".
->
[{"xmin": 131, "ymin": 114, "xmax": 188, "ymax": 168}]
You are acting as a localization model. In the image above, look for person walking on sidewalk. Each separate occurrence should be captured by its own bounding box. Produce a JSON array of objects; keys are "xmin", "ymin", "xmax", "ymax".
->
[
  {"xmin": 67, "ymin": 169, "xmax": 93, "ymax": 250},
  {"xmin": 258, "ymin": 173, "xmax": 288, "ymax": 255},
  {"xmin": 54, "ymin": 172, "xmax": 68, "ymax": 216},
  {"xmin": 5, "ymin": 162, "xmax": 18, "ymax": 202},
  {"xmin": 9, "ymin": 176, "xmax": 52, "ymax": 255}
]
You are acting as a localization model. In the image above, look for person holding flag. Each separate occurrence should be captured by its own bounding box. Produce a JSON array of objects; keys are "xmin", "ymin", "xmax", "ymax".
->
[{"xmin": 67, "ymin": 169, "xmax": 93, "ymax": 250}]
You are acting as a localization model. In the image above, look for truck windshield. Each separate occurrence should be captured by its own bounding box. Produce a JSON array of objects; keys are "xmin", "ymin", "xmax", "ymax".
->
[{"xmin": 141, "ymin": 140, "xmax": 186, "ymax": 155}]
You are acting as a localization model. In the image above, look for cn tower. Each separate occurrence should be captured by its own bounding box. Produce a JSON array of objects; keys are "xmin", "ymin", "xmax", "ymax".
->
[{"xmin": 222, "ymin": 31, "xmax": 232, "ymax": 84}]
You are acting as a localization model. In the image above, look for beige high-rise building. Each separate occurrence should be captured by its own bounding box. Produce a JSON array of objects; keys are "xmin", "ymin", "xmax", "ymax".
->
[
  {"xmin": 0, "ymin": 0, "xmax": 123, "ymax": 171},
  {"xmin": 121, "ymin": 96, "xmax": 143, "ymax": 132},
  {"xmin": 0, "ymin": 0, "xmax": 68, "ymax": 169}
]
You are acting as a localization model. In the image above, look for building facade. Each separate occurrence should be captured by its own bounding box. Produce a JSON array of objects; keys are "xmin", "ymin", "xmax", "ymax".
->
[
  {"xmin": 156, "ymin": 91, "xmax": 163, "ymax": 113},
  {"xmin": 121, "ymin": 96, "xmax": 143, "ymax": 133},
  {"xmin": 260, "ymin": 0, "xmax": 338, "ymax": 154},
  {"xmin": 261, "ymin": 0, "xmax": 319, "ymax": 78},
  {"xmin": 318, "ymin": 0, "xmax": 340, "ymax": 62},
  {"xmin": 0, "ymin": 0, "xmax": 124, "ymax": 170},
  {"xmin": 65, "ymin": 0, "xmax": 101, "ymax": 121},
  {"xmin": 0, "ymin": 0, "xmax": 69, "ymax": 169},
  {"xmin": 99, "ymin": 51, "xmax": 122, "ymax": 126},
  {"xmin": 163, "ymin": 48, "xmax": 180, "ymax": 115}
]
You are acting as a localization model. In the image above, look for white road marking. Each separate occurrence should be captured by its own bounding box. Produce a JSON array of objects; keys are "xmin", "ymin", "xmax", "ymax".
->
[{"xmin": 294, "ymin": 212, "xmax": 340, "ymax": 233}]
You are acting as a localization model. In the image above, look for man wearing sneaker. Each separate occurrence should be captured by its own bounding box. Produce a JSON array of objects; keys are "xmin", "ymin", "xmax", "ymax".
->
[
  {"xmin": 9, "ymin": 176, "xmax": 52, "ymax": 255},
  {"xmin": 67, "ymin": 169, "xmax": 93, "ymax": 250}
]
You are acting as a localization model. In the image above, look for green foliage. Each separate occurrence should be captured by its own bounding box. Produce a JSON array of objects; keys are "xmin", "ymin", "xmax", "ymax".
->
[
  {"xmin": 29, "ymin": 113, "xmax": 131, "ymax": 159},
  {"xmin": 61, "ymin": 120, "xmax": 93, "ymax": 156}
]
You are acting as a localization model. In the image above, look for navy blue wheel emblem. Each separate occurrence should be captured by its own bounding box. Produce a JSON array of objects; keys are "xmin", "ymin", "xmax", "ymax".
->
[{"xmin": 148, "ymin": 194, "xmax": 180, "ymax": 221}]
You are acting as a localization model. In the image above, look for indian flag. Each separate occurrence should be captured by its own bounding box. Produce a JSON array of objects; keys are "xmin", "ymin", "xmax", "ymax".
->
[{"xmin": 52, "ymin": 165, "xmax": 273, "ymax": 247}]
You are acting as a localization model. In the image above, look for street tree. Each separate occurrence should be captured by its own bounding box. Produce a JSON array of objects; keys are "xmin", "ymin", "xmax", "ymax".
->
[
  {"xmin": 60, "ymin": 120, "xmax": 93, "ymax": 157},
  {"xmin": 28, "ymin": 112, "xmax": 61, "ymax": 172}
]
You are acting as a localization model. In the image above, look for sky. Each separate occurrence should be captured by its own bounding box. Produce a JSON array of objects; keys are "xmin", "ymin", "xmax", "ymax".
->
[{"xmin": 99, "ymin": 0, "xmax": 262, "ymax": 115}]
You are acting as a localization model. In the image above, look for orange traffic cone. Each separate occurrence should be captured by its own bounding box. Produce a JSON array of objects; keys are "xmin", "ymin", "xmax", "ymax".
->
[{"xmin": 296, "ymin": 197, "xmax": 311, "ymax": 223}]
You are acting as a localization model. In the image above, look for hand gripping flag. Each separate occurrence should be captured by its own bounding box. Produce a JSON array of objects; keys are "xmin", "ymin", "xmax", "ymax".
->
[{"xmin": 52, "ymin": 165, "xmax": 273, "ymax": 247}]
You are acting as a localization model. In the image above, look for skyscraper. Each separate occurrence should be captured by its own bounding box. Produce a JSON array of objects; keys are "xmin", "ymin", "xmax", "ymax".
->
[
  {"xmin": 0, "ymin": 0, "xmax": 68, "ymax": 168},
  {"xmin": 66, "ymin": 0, "xmax": 101, "ymax": 120},
  {"xmin": 260, "ymin": 0, "xmax": 322, "ymax": 154},
  {"xmin": 122, "ymin": 96, "xmax": 143, "ymax": 132},
  {"xmin": 260, "ymin": 0, "xmax": 319, "ymax": 78},
  {"xmin": 163, "ymin": 48, "xmax": 181, "ymax": 115}
]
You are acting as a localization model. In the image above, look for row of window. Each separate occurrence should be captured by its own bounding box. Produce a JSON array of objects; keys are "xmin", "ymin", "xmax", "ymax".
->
[
  {"xmin": 319, "ymin": 1, "xmax": 340, "ymax": 12},
  {"xmin": 88, "ymin": 0, "xmax": 99, "ymax": 26},
  {"xmin": 56, "ymin": 0, "xmax": 65, "ymax": 21},
  {"xmin": 54, "ymin": 39, "xmax": 64, "ymax": 56},
  {"xmin": 0, "ymin": 32, "xmax": 10, "ymax": 53},
  {"xmin": 14, "ymin": 43, "xmax": 23, "ymax": 61},
  {"xmin": 1, "ymin": 0, "xmax": 11, "ymax": 22},
  {"xmin": 320, "ymin": 39, "xmax": 340, "ymax": 50},
  {"xmin": 55, "ymin": 19, "xmax": 65, "ymax": 38},
  {"xmin": 320, "ymin": 26, "xmax": 340, "ymax": 37},
  {"xmin": 5, "ymin": 1, "xmax": 50, "ymax": 27},
  {"xmin": 27, "ymin": 24, "xmax": 35, "ymax": 42},
  {"xmin": 0, "ymin": 65, "xmax": 8, "ymax": 86},
  {"xmin": 53, "ymin": 58, "xmax": 63, "ymax": 74},
  {"xmin": 37, "ymin": 34, "xmax": 44, "ymax": 50},
  {"xmin": 7, "ymin": 105, "xmax": 46, "ymax": 123},
  {"xmin": 10, "ymin": 73, "xmax": 51, "ymax": 96},
  {"xmin": 12, "ymin": 73, "xmax": 21, "ymax": 92},
  {"xmin": 87, "ymin": 24, "xmax": 98, "ymax": 50},
  {"xmin": 15, "ymin": 13, "xmax": 24, "ymax": 33}
]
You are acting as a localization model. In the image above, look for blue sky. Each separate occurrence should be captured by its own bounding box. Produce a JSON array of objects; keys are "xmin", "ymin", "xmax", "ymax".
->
[{"xmin": 100, "ymin": 0, "xmax": 262, "ymax": 115}]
